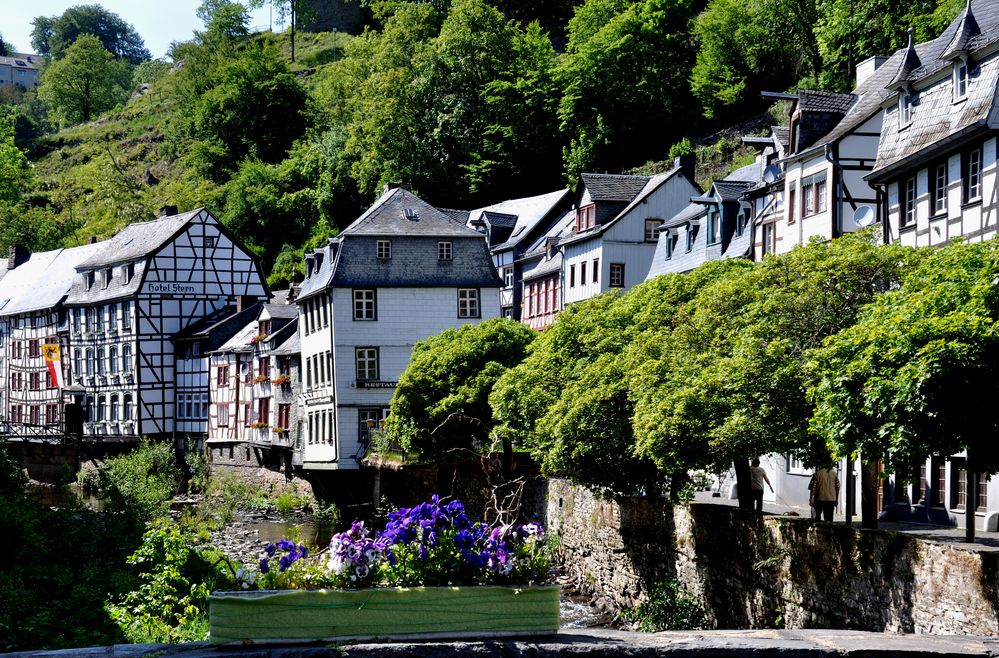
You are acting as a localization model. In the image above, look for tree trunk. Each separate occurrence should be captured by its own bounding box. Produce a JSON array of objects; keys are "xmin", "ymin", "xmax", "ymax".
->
[
  {"xmin": 860, "ymin": 458, "xmax": 879, "ymax": 529},
  {"xmin": 733, "ymin": 459, "xmax": 752, "ymax": 510},
  {"xmin": 290, "ymin": 4, "xmax": 296, "ymax": 63}
]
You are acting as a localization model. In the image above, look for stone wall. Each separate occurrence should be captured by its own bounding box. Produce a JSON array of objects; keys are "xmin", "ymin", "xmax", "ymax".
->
[{"xmin": 547, "ymin": 479, "xmax": 999, "ymax": 634}]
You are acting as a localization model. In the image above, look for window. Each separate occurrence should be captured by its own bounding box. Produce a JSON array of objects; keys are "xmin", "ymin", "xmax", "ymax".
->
[
  {"xmin": 609, "ymin": 263, "xmax": 625, "ymax": 288},
  {"xmin": 97, "ymin": 396, "xmax": 107, "ymax": 422},
  {"xmin": 204, "ymin": 235, "xmax": 216, "ymax": 248},
  {"xmin": 72, "ymin": 309, "xmax": 81, "ymax": 334},
  {"xmin": 46, "ymin": 367, "xmax": 56, "ymax": 389},
  {"xmin": 102, "ymin": 267, "xmax": 112, "ymax": 289},
  {"xmin": 258, "ymin": 398, "xmax": 270, "ymax": 426},
  {"xmin": 86, "ymin": 348, "xmax": 95, "ymax": 377},
  {"xmin": 964, "ymin": 147, "xmax": 983, "ymax": 202},
  {"xmin": 124, "ymin": 395, "xmax": 133, "ymax": 421},
  {"xmin": 322, "ymin": 298, "xmax": 329, "ymax": 328},
  {"xmin": 580, "ymin": 261, "xmax": 587, "ymax": 283},
  {"xmin": 898, "ymin": 91, "xmax": 912, "ymax": 128},
  {"xmin": 954, "ymin": 60, "xmax": 968, "ymax": 101},
  {"xmin": 576, "ymin": 204, "xmax": 596, "ymax": 231},
  {"xmin": 932, "ymin": 162, "xmax": 948, "ymax": 215},
  {"xmin": 803, "ymin": 181, "xmax": 815, "ymax": 216},
  {"xmin": 258, "ymin": 320, "xmax": 270, "ymax": 336},
  {"xmin": 569, "ymin": 264, "xmax": 575, "ymax": 288},
  {"xmin": 787, "ymin": 185, "xmax": 796, "ymax": 224},
  {"xmin": 258, "ymin": 356, "xmax": 270, "ymax": 379},
  {"xmin": 217, "ymin": 364, "xmax": 229, "ymax": 387},
  {"xmin": 97, "ymin": 347, "xmax": 105, "ymax": 375},
  {"xmin": 762, "ymin": 223, "xmax": 776, "ymax": 255},
  {"xmin": 111, "ymin": 395, "xmax": 120, "ymax": 422},
  {"xmin": 353, "ymin": 289, "xmax": 376, "ymax": 320},
  {"xmin": 438, "ymin": 241, "xmax": 452, "ymax": 260},
  {"xmin": 45, "ymin": 404, "xmax": 57, "ymax": 426},
  {"xmin": 685, "ymin": 224, "xmax": 696, "ymax": 252},
  {"xmin": 29, "ymin": 372, "xmax": 40, "ymax": 390},
  {"xmin": 244, "ymin": 402, "xmax": 252, "ymax": 427},
  {"xmin": 30, "ymin": 406, "xmax": 39, "ymax": 426},
  {"xmin": 277, "ymin": 403, "xmax": 291, "ymax": 430},
  {"xmin": 73, "ymin": 349, "xmax": 82, "ymax": 381},
  {"xmin": 707, "ymin": 208, "xmax": 720, "ymax": 245},
  {"xmin": 645, "ymin": 219, "xmax": 662, "ymax": 242},
  {"xmin": 109, "ymin": 346, "xmax": 118, "ymax": 373},
  {"xmin": 458, "ymin": 288, "xmax": 480, "ymax": 318},
  {"xmin": 592, "ymin": 258, "xmax": 599, "ymax": 284},
  {"xmin": 84, "ymin": 271, "xmax": 94, "ymax": 290},
  {"xmin": 12, "ymin": 341, "xmax": 20, "ymax": 360},
  {"xmin": 359, "ymin": 408, "xmax": 385, "ymax": 443},
  {"xmin": 28, "ymin": 340, "xmax": 39, "ymax": 358},
  {"xmin": 356, "ymin": 347, "xmax": 379, "ymax": 381},
  {"xmin": 902, "ymin": 176, "xmax": 917, "ymax": 228},
  {"xmin": 816, "ymin": 179, "xmax": 827, "ymax": 213},
  {"xmin": 218, "ymin": 404, "xmax": 230, "ymax": 427},
  {"xmin": 801, "ymin": 173, "xmax": 827, "ymax": 217},
  {"xmin": 503, "ymin": 267, "xmax": 513, "ymax": 288},
  {"xmin": 122, "ymin": 301, "xmax": 132, "ymax": 330},
  {"xmin": 122, "ymin": 345, "xmax": 132, "ymax": 372},
  {"xmin": 376, "ymin": 240, "xmax": 392, "ymax": 259},
  {"xmin": 124, "ymin": 263, "xmax": 135, "ymax": 284}
]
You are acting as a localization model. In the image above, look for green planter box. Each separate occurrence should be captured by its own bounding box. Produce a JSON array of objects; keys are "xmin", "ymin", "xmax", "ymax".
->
[{"xmin": 209, "ymin": 585, "xmax": 561, "ymax": 643}]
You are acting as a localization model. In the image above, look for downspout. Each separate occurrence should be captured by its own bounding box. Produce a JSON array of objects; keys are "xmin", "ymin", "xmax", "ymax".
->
[
  {"xmin": 824, "ymin": 144, "xmax": 843, "ymax": 238},
  {"xmin": 878, "ymin": 183, "xmax": 891, "ymax": 244}
]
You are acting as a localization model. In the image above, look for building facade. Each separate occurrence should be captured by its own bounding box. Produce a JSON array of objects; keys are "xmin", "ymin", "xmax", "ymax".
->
[{"xmin": 295, "ymin": 186, "xmax": 501, "ymax": 470}]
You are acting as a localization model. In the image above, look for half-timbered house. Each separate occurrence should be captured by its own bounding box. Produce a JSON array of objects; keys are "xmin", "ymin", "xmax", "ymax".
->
[
  {"xmin": 296, "ymin": 186, "xmax": 501, "ymax": 470},
  {"xmin": 64, "ymin": 207, "xmax": 267, "ymax": 441}
]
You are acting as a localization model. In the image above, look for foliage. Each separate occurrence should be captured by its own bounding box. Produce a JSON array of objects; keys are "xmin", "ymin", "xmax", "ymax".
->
[
  {"xmin": 131, "ymin": 60, "xmax": 172, "ymax": 89},
  {"xmin": 90, "ymin": 439, "xmax": 181, "ymax": 524},
  {"xmin": 625, "ymin": 578, "xmax": 708, "ymax": 631},
  {"xmin": 38, "ymin": 34, "xmax": 131, "ymax": 125},
  {"xmin": 106, "ymin": 521, "xmax": 233, "ymax": 643},
  {"xmin": 557, "ymin": 0, "xmax": 702, "ymax": 183},
  {"xmin": 0, "ymin": 106, "xmax": 29, "ymax": 204},
  {"xmin": 387, "ymin": 318, "xmax": 536, "ymax": 462},
  {"xmin": 198, "ymin": 0, "xmax": 252, "ymax": 39},
  {"xmin": 809, "ymin": 239, "xmax": 999, "ymax": 473},
  {"xmin": 184, "ymin": 450, "xmax": 211, "ymax": 494},
  {"xmin": 242, "ymin": 495, "xmax": 551, "ymax": 590},
  {"xmin": 31, "ymin": 5, "xmax": 151, "ymax": 64}
]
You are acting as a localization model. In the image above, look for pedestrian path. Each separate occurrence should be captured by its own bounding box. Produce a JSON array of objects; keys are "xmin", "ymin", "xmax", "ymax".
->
[{"xmin": 692, "ymin": 491, "xmax": 999, "ymax": 550}]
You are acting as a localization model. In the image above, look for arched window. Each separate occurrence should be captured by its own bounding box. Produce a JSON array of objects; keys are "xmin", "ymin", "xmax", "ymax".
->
[
  {"xmin": 86, "ymin": 349, "xmax": 95, "ymax": 376},
  {"xmin": 109, "ymin": 346, "xmax": 118, "ymax": 373},
  {"xmin": 97, "ymin": 347, "xmax": 105, "ymax": 375},
  {"xmin": 85, "ymin": 396, "xmax": 94, "ymax": 423},
  {"xmin": 110, "ymin": 395, "xmax": 120, "ymax": 421},
  {"xmin": 123, "ymin": 394, "xmax": 133, "ymax": 421},
  {"xmin": 122, "ymin": 345, "xmax": 133, "ymax": 372},
  {"xmin": 97, "ymin": 396, "xmax": 107, "ymax": 422}
]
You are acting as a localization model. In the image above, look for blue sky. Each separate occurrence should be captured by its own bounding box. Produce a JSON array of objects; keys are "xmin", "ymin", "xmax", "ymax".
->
[{"xmin": 4, "ymin": 1, "xmax": 279, "ymax": 59}]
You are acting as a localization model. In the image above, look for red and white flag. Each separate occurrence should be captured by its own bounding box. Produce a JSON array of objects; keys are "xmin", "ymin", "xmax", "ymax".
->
[{"xmin": 42, "ymin": 343, "xmax": 64, "ymax": 389}]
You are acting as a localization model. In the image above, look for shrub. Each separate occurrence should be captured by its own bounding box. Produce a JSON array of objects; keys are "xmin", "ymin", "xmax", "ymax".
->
[
  {"xmin": 627, "ymin": 579, "xmax": 708, "ymax": 631},
  {"xmin": 93, "ymin": 439, "xmax": 181, "ymax": 523}
]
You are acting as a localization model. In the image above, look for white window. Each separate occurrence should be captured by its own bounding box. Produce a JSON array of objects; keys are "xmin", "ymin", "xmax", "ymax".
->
[
  {"xmin": 902, "ymin": 176, "xmax": 916, "ymax": 228},
  {"xmin": 356, "ymin": 347, "xmax": 378, "ymax": 381},
  {"xmin": 218, "ymin": 404, "xmax": 230, "ymax": 427},
  {"xmin": 645, "ymin": 219, "xmax": 662, "ymax": 242},
  {"xmin": 108, "ymin": 345, "xmax": 118, "ymax": 373},
  {"xmin": 898, "ymin": 91, "xmax": 912, "ymax": 128},
  {"xmin": 954, "ymin": 60, "xmax": 968, "ymax": 101},
  {"xmin": 376, "ymin": 240, "xmax": 391, "ymax": 259},
  {"xmin": 609, "ymin": 263, "xmax": 625, "ymax": 288},
  {"xmin": 102, "ymin": 267, "xmax": 112, "ymax": 289},
  {"xmin": 438, "ymin": 241, "xmax": 452, "ymax": 260},
  {"xmin": 353, "ymin": 289, "xmax": 376, "ymax": 320},
  {"xmin": 359, "ymin": 408, "xmax": 385, "ymax": 443},
  {"xmin": 458, "ymin": 288, "xmax": 480, "ymax": 318},
  {"xmin": 933, "ymin": 162, "xmax": 948, "ymax": 215},
  {"xmin": 122, "ymin": 301, "xmax": 132, "ymax": 330},
  {"xmin": 111, "ymin": 395, "xmax": 120, "ymax": 422},
  {"xmin": 97, "ymin": 347, "xmax": 105, "ymax": 375},
  {"xmin": 122, "ymin": 344, "xmax": 132, "ymax": 372},
  {"xmin": 966, "ymin": 147, "xmax": 983, "ymax": 202},
  {"xmin": 503, "ymin": 267, "xmax": 513, "ymax": 288},
  {"xmin": 707, "ymin": 209, "xmax": 720, "ymax": 245},
  {"xmin": 123, "ymin": 394, "xmax": 133, "ymax": 421}
]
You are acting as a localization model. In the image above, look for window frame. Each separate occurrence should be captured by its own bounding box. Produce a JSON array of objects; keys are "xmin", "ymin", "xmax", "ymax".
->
[
  {"xmin": 953, "ymin": 60, "xmax": 969, "ymax": 102},
  {"xmin": 457, "ymin": 288, "xmax": 481, "ymax": 318},
  {"xmin": 576, "ymin": 204, "xmax": 596, "ymax": 231},
  {"xmin": 964, "ymin": 147, "xmax": 983, "ymax": 203},
  {"xmin": 898, "ymin": 90, "xmax": 913, "ymax": 128},
  {"xmin": 644, "ymin": 219, "xmax": 662, "ymax": 243},
  {"xmin": 592, "ymin": 258, "xmax": 599, "ymax": 284},
  {"xmin": 932, "ymin": 161, "xmax": 948, "ymax": 216},
  {"xmin": 609, "ymin": 263, "xmax": 625, "ymax": 288},
  {"xmin": 376, "ymin": 239, "xmax": 392, "ymax": 260},
  {"xmin": 438, "ymin": 241, "xmax": 452, "ymax": 261},
  {"xmin": 355, "ymin": 347, "xmax": 379, "ymax": 382},
  {"xmin": 902, "ymin": 176, "xmax": 917, "ymax": 228},
  {"xmin": 353, "ymin": 289, "xmax": 377, "ymax": 321}
]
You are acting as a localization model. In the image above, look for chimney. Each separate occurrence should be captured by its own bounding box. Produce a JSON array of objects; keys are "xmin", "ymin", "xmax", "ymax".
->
[
  {"xmin": 382, "ymin": 182, "xmax": 410, "ymax": 195},
  {"xmin": 88, "ymin": 236, "xmax": 98, "ymax": 244},
  {"xmin": 235, "ymin": 296, "xmax": 256, "ymax": 313},
  {"xmin": 159, "ymin": 205, "xmax": 178, "ymax": 217},
  {"xmin": 673, "ymin": 153, "xmax": 696, "ymax": 181},
  {"xmin": 855, "ymin": 55, "xmax": 887, "ymax": 87},
  {"xmin": 7, "ymin": 244, "xmax": 29, "ymax": 269}
]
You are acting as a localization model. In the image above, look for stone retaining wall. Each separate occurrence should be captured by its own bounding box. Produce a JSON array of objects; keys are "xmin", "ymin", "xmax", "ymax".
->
[{"xmin": 547, "ymin": 479, "xmax": 999, "ymax": 634}]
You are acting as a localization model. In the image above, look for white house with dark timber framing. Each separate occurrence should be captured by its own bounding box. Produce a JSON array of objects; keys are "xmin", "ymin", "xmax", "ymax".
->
[
  {"xmin": 296, "ymin": 186, "xmax": 501, "ymax": 471},
  {"xmin": 63, "ymin": 207, "xmax": 268, "ymax": 441}
]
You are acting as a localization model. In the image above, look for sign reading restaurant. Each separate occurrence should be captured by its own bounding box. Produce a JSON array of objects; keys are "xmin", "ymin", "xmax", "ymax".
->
[
  {"xmin": 356, "ymin": 381, "xmax": 398, "ymax": 389},
  {"xmin": 144, "ymin": 282, "xmax": 200, "ymax": 294}
]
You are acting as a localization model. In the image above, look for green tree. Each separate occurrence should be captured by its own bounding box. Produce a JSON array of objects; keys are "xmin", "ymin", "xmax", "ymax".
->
[
  {"xmin": 691, "ymin": 0, "xmax": 820, "ymax": 121},
  {"xmin": 387, "ymin": 318, "xmax": 536, "ymax": 462},
  {"xmin": 131, "ymin": 59, "xmax": 172, "ymax": 89},
  {"xmin": 31, "ymin": 4, "xmax": 151, "ymax": 64},
  {"xmin": 37, "ymin": 34, "xmax": 130, "ymax": 125},
  {"xmin": 0, "ymin": 106, "xmax": 29, "ymax": 204},
  {"xmin": 187, "ymin": 44, "xmax": 310, "ymax": 181},
  {"xmin": 197, "ymin": 0, "xmax": 252, "ymax": 39},
  {"xmin": 248, "ymin": 0, "xmax": 315, "ymax": 62},
  {"xmin": 558, "ymin": 0, "xmax": 702, "ymax": 184},
  {"xmin": 809, "ymin": 239, "xmax": 999, "ymax": 487}
]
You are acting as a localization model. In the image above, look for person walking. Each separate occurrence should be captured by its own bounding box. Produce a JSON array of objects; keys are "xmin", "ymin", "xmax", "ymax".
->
[
  {"xmin": 750, "ymin": 458, "xmax": 773, "ymax": 513},
  {"xmin": 810, "ymin": 464, "xmax": 840, "ymax": 522}
]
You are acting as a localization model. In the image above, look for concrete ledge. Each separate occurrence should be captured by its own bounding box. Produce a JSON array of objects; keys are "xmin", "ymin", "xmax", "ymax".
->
[{"xmin": 6, "ymin": 629, "xmax": 999, "ymax": 658}]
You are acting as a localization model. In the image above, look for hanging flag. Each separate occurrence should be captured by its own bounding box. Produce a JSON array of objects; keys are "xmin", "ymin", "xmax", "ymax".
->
[{"xmin": 42, "ymin": 343, "xmax": 64, "ymax": 389}]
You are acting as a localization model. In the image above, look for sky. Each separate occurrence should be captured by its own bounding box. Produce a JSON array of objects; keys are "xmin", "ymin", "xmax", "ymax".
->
[{"xmin": 4, "ymin": 1, "xmax": 280, "ymax": 59}]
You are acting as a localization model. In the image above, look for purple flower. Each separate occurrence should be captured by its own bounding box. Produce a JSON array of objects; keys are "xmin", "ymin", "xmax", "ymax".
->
[{"xmin": 259, "ymin": 558, "xmax": 270, "ymax": 573}]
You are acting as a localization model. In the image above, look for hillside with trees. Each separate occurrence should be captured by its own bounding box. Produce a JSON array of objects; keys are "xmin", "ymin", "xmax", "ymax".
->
[{"xmin": 0, "ymin": 0, "xmax": 964, "ymax": 286}]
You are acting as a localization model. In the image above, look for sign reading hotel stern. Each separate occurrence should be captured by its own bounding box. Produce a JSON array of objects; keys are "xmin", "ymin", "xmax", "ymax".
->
[{"xmin": 144, "ymin": 281, "xmax": 201, "ymax": 294}]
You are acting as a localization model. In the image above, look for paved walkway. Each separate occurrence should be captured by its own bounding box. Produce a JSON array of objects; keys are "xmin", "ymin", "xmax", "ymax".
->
[{"xmin": 693, "ymin": 491, "xmax": 999, "ymax": 551}]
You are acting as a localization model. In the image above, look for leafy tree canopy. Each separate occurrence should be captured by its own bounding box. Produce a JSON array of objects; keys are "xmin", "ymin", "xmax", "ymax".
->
[
  {"xmin": 198, "ymin": 0, "xmax": 252, "ymax": 39},
  {"xmin": 31, "ymin": 4, "xmax": 151, "ymax": 64},
  {"xmin": 387, "ymin": 318, "xmax": 536, "ymax": 462},
  {"xmin": 37, "ymin": 34, "xmax": 131, "ymax": 125}
]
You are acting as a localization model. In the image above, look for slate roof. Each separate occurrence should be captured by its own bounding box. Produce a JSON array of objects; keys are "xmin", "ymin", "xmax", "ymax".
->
[
  {"xmin": 77, "ymin": 209, "xmax": 202, "ymax": 268},
  {"xmin": 468, "ymin": 189, "xmax": 572, "ymax": 252},
  {"xmin": 297, "ymin": 188, "xmax": 500, "ymax": 298},
  {"xmin": 522, "ymin": 250, "xmax": 563, "ymax": 282},
  {"xmin": 662, "ymin": 202, "xmax": 707, "ymax": 229},
  {"xmin": 0, "ymin": 243, "xmax": 104, "ymax": 316},
  {"xmin": 580, "ymin": 173, "xmax": 650, "ymax": 202},
  {"xmin": 798, "ymin": 89, "xmax": 855, "ymax": 114},
  {"xmin": 772, "ymin": 126, "xmax": 790, "ymax": 151},
  {"xmin": 173, "ymin": 304, "xmax": 262, "ymax": 352},
  {"xmin": 888, "ymin": 33, "xmax": 923, "ymax": 89},
  {"xmin": 439, "ymin": 208, "xmax": 470, "ymax": 224},
  {"xmin": 943, "ymin": 3, "xmax": 981, "ymax": 60},
  {"xmin": 869, "ymin": 0, "xmax": 999, "ymax": 179},
  {"xmin": 213, "ymin": 320, "xmax": 259, "ymax": 354},
  {"xmin": 272, "ymin": 325, "xmax": 300, "ymax": 356}
]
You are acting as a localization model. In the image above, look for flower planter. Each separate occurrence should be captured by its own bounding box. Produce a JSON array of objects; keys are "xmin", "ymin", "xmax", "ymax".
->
[{"xmin": 209, "ymin": 585, "xmax": 560, "ymax": 644}]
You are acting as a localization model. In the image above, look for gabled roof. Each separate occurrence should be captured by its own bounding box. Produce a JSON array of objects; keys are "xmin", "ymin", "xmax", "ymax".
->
[
  {"xmin": 466, "ymin": 188, "xmax": 573, "ymax": 252},
  {"xmin": 943, "ymin": 1, "xmax": 982, "ymax": 60},
  {"xmin": 173, "ymin": 304, "xmax": 262, "ymax": 352},
  {"xmin": 272, "ymin": 324, "xmax": 300, "ymax": 356},
  {"xmin": 798, "ymin": 89, "xmax": 855, "ymax": 114},
  {"xmin": 663, "ymin": 202, "xmax": 707, "ymax": 229},
  {"xmin": 213, "ymin": 320, "xmax": 258, "ymax": 354},
  {"xmin": 888, "ymin": 31, "xmax": 923, "ymax": 89},
  {"xmin": 580, "ymin": 173, "xmax": 650, "ymax": 202},
  {"xmin": 341, "ymin": 188, "xmax": 481, "ymax": 237},
  {"xmin": 77, "ymin": 208, "xmax": 203, "ymax": 268},
  {"xmin": 0, "ymin": 243, "xmax": 104, "ymax": 316}
]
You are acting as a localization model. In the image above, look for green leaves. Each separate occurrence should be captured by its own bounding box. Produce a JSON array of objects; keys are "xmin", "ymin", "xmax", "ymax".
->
[{"xmin": 38, "ymin": 34, "xmax": 131, "ymax": 125}]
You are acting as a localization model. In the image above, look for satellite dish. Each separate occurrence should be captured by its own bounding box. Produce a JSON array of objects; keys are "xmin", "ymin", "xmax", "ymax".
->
[
  {"xmin": 762, "ymin": 165, "xmax": 779, "ymax": 184},
  {"xmin": 854, "ymin": 206, "xmax": 876, "ymax": 228}
]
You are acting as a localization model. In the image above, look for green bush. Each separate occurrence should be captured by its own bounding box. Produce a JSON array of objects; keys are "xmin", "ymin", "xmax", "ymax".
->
[
  {"xmin": 94, "ymin": 439, "xmax": 181, "ymax": 523},
  {"xmin": 627, "ymin": 579, "xmax": 708, "ymax": 631},
  {"xmin": 184, "ymin": 449, "xmax": 211, "ymax": 494}
]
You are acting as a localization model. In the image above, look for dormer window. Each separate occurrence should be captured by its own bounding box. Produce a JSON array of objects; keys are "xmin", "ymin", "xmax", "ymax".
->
[
  {"xmin": 84, "ymin": 271, "xmax": 94, "ymax": 290},
  {"xmin": 576, "ymin": 204, "xmax": 596, "ymax": 231},
  {"xmin": 898, "ymin": 91, "xmax": 913, "ymax": 128},
  {"xmin": 123, "ymin": 263, "xmax": 134, "ymax": 284},
  {"xmin": 685, "ymin": 224, "xmax": 696, "ymax": 252},
  {"xmin": 376, "ymin": 240, "xmax": 391, "ymax": 260},
  {"xmin": 707, "ymin": 208, "xmax": 720, "ymax": 245},
  {"xmin": 953, "ymin": 60, "xmax": 969, "ymax": 101},
  {"xmin": 101, "ymin": 267, "xmax": 112, "ymax": 289}
]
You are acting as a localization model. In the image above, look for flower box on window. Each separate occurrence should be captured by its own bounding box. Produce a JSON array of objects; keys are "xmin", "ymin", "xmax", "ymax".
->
[
  {"xmin": 270, "ymin": 374, "xmax": 290, "ymax": 385},
  {"xmin": 250, "ymin": 421, "xmax": 269, "ymax": 429},
  {"xmin": 253, "ymin": 375, "xmax": 268, "ymax": 384},
  {"xmin": 249, "ymin": 334, "xmax": 267, "ymax": 344}
]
